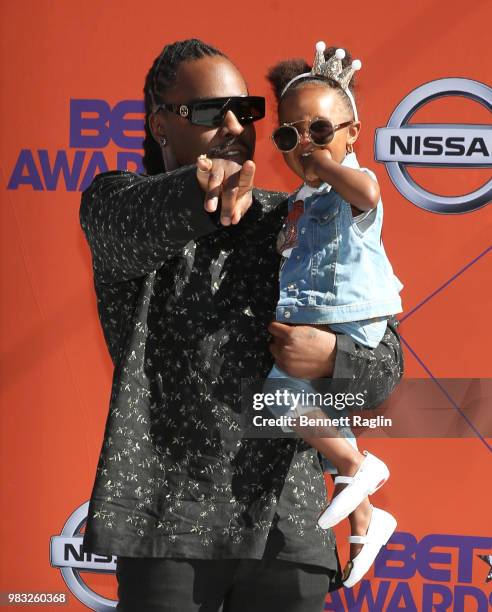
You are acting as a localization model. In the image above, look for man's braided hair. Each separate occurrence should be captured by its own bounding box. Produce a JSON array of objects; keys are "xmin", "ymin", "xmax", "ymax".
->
[{"xmin": 143, "ymin": 39, "xmax": 226, "ymax": 175}]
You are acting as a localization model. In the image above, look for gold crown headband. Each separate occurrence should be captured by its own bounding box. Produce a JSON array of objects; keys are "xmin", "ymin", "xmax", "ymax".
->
[{"xmin": 280, "ymin": 41, "xmax": 361, "ymax": 121}]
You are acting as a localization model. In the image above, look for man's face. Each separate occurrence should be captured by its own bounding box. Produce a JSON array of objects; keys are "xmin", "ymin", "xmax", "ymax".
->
[{"xmin": 150, "ymin": 55, "xmax": 256, "ymax": 169}]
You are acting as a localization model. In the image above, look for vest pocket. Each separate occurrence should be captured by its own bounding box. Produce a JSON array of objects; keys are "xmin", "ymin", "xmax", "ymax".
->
[{"xmin": 308, "ymin": 204, "xmax": 339, "ymax": 225}]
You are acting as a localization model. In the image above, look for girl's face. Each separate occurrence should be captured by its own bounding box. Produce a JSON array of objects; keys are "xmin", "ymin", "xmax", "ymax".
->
[{"xmin": 277, "ymin": 83, "xmax": 360, "ymax": 182}]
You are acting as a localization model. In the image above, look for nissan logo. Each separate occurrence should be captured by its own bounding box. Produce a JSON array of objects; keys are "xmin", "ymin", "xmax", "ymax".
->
[
  {"xmin": 374, "ymin": 78, "xmax": 491, "ymax": 214},
  {"xmin": 50, "ymin": 502, "xmax": 117, "ymax": 611}
]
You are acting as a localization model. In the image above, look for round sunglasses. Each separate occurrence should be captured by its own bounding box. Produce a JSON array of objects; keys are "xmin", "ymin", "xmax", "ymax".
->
[{"xmin": 272, "ymin": 118, "xmax": 354, "ymax": 153}]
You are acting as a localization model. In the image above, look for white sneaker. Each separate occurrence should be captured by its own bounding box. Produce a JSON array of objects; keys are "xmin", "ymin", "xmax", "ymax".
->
[
  {"xmin": 342, "ymin": 506, "xmax": 397, "ymax": 588},
  {"xmin": 318, "ymin": 451, "xmax": 389, "ymax": 529}
]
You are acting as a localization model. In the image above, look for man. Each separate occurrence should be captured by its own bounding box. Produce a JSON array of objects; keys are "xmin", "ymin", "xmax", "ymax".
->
[{"xmin": 80, "ymin": 39, "xmax": 402, "ymax": 611}]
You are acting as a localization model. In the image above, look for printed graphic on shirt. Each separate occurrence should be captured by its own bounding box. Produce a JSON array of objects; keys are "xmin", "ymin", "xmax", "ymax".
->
[{"xmin": 276, "ymin": 200, "xmax": 305, "ymax": 257}]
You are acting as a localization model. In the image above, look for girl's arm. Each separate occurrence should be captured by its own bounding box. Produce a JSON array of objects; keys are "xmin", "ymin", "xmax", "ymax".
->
[{"xmin": 304, "ymin": 149, "xmax": 380, "ymax": 212}]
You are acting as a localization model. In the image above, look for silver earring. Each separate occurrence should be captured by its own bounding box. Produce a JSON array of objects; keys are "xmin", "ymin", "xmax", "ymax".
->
[{"xmin": 159, "ymin": 136, "xmax": 167, "ymax": 147}]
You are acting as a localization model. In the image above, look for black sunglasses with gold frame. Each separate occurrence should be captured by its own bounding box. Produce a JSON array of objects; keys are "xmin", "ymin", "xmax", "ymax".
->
[{"xmin": 154, "ymin": 96, "xmax": 265, "ymax": 127}]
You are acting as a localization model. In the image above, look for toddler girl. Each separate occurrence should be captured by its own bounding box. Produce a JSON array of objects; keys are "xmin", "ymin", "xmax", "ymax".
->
[{"xmin": 265, "ymin": 42, "xmax": 403, "ymax": 587}]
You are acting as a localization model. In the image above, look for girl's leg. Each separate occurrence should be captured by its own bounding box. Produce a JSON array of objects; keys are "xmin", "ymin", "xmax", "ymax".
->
[
  {"xmin": 300, "ymin": 431, "xmax": 373, "ymax": 560},
  {"xmin": 264, "ymin": 366, "xmax": 386, "ymax": 561}
]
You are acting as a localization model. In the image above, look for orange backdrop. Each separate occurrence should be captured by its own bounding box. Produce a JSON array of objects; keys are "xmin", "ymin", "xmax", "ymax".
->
[{"xmin": 1, "ymin": 0, "xmax": 491, "ymax": 610}]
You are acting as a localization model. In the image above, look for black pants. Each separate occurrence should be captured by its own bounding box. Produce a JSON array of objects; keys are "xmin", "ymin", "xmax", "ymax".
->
[{"xmin": 116, "ymin": 557, "xmax": 341, "ymax": 612}]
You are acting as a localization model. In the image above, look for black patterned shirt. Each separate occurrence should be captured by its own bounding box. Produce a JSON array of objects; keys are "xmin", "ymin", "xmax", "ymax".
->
[{"xmin": 79, "ymin": 166, "xmax": 403, "ymax": 569}]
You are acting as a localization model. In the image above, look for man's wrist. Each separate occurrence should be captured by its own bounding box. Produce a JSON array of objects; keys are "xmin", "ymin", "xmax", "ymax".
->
[
  {"xmin": 317, "ymin": 327, "xmax": 337, "ymax": 377},
  {"xmin": 324, "ymin": 336, "xmax": 337, "ymax": 376}
]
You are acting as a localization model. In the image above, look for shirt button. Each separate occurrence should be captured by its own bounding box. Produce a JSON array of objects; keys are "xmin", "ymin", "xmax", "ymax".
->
[
  {"xmin": 301, "ymin": 228, "xmax": 306, "ymax": 234},
  {"xmin": 284, "ymin": 311, "xmax": 291, "ymax": 319}
]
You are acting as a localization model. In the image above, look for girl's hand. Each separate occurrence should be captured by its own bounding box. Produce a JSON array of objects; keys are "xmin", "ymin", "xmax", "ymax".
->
[
  {"xmin": 303, "ymin": 150, "xmax": 380, "ymax": 211},
  {"xmin": 300, "ymin": 148, "xmax": 334, "ymax": 183}
]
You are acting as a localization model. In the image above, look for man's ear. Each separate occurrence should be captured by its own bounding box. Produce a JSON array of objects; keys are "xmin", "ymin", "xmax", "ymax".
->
[{"xmin": 149, "ymin": 112, "xmax": 165, "ymax": 143}]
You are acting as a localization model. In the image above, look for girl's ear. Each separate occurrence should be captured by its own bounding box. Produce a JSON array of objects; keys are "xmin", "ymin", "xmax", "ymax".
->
[{"xmin": 347, "ymin": 121, "xmax": 361, "ymax": 149}]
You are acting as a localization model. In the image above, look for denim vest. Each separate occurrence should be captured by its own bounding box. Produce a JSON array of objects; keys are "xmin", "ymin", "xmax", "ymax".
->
[{"xmin": 276, "ymin": 153, "xmax": 403, "ymax": 325}]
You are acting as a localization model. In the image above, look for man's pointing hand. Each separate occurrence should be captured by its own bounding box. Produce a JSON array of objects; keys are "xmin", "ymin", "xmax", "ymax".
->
[{"xmin": 196, "ymin": 155, "xmax": 255, "ymax": 225}]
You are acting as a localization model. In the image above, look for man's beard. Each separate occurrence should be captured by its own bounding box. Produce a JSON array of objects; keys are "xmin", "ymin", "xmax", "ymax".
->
[{"xmin": 207, "ymin": 137, "xmax": 253, "ymax": 162}]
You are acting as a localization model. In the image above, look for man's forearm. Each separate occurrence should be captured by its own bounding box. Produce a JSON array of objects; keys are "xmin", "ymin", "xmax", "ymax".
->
[
  {"xmin": 80, "ymin": 166, "xmax": 219, "ymax": 284},
  {"xmin": 268, "ymin": 320, "xmax": 403, "ymax": 398}
]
